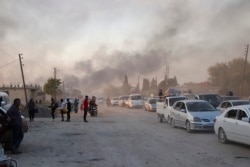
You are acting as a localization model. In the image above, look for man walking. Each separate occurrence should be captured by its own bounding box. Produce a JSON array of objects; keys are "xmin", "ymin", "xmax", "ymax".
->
[
  {"xmin": 82, "ymin": 96, "xmax": 89, "ymax": 122},
  {"xmin": 66, "ymin": 98, "xmax": 72, "ymax": 122},
  {"xmin": 7, "ymin": 98, "xmax": 23, "ymax": 154}
]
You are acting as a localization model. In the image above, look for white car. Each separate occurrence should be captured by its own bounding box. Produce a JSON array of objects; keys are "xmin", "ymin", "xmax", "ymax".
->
[
  {"xmin": 217, "ymin": 100, "xmax": 250, "ymax": 113},
  {"xmin": 214, "ymin": 105, "xmax": 250, "ymax": 145},
  {"xmin": 170, "ymin": 99, "xmax": 221, "ymax": 132},
  {"xmin": 118, "ymin": 95, "xmax": 129, "ymax": 107},
  {"xmin": 127, "ymin": 94, "xmax": 144, "ymax": 108},
  {"xmin": 144, "ymin": 98, "xmax": 157, "ymax": 112},
  {"xmin": 111, "ymin": 97, "xmax": 119, "ymax": 106}
]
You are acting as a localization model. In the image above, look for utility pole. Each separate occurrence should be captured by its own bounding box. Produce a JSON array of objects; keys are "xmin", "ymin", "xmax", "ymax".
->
[
  {"xmin": 240, "ymin": 44, "xmax": 249, "ymax": 97},
  {"xmin": 19, "ymin": 54, "xmax": 28, "ymax": 106}
]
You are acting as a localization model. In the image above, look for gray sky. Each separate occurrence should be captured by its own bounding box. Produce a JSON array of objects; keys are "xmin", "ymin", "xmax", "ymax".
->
[{"xmin": 0, "ymin": 0, "xmax": 249, "ymax": 95}]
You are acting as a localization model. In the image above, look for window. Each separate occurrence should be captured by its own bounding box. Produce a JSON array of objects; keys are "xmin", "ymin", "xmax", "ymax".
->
[
  {"xmin": 174, "ymin": 102, "xmax": 183, "ymax": 111},
  {"xmin": 225, "ymin": 109, "xmax": 237, "ymax": 119},
  {"xmin": 236, "ymin": 110, "xmax": 248, "ymax": 120}
]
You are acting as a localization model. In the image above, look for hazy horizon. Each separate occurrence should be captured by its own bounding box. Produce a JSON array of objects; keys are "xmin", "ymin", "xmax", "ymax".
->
[{"xmin": 1, "ymin": 0, "xmax": 249, "ymax": 95}]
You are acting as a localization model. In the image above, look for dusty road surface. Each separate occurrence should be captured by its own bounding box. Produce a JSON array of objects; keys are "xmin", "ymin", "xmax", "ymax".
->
[{"xmin": 6, "ymin": 105, "xmax": 250, "ymax": 167}]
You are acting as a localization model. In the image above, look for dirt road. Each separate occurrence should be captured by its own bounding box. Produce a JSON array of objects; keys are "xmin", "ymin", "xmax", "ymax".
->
[{"xmin": 7, "ymin": 105, "xmax": 250, "ymax": 167}]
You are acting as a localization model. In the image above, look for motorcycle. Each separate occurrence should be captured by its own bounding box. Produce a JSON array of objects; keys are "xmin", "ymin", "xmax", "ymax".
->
[{"xmin": 88, "ymin": 103, "xmax": 98, "ymax": 117}]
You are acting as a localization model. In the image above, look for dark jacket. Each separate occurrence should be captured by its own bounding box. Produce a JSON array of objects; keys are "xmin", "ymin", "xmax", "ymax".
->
[
  {"xmin": 67, "ymin": 101, "xmax": 71, "ymax": 112},
  {"xmin": 7, "ymin": 104, "xmax": 22, "ymax": 127},
  {"xmin": 28, "ymin": 100, "xmax": 36, "ymax": 111}
]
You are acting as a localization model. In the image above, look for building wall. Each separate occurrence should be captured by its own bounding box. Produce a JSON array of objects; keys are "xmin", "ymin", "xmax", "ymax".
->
[{"xmin": 0, "ymin": 86, "xmax": 44, "ymax": 105}]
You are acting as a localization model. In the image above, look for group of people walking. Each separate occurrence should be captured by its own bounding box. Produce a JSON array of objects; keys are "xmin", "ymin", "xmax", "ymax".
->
[
  {"xmin": 49, "ymin": 95, "xmax": 96, "ymax": 122},
  {"xmin": 4, "ymin": 95, "xmax": 95, "ymax": 155}
]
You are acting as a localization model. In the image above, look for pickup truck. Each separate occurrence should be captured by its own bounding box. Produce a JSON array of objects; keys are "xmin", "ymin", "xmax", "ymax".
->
[{"xmin": 156, "ymin": 96, "xmax": 186, "ymax": 124}]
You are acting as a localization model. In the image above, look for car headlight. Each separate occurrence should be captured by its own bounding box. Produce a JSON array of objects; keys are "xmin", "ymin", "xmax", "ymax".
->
[{"xmin": 193, "ymin": 117, "xmax": 201, "ymax": 122}]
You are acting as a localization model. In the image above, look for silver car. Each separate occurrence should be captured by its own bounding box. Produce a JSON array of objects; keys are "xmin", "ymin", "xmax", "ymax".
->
[{"xmin": 170, "ymin": 100, "xmax": 221, "ymax": 132}]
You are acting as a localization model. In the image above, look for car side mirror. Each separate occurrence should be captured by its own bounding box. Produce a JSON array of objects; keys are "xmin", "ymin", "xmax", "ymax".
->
[
  {"xmin": 181, "ymin": 109, "xmax": 186, "ymax": 113},
  {"xmin": 1, "ymin": 101, "xmax": 6, "ymax": 106},
  {"xmin": 241, "ymin": 117, "xmax": 250, "ymax": 123}
]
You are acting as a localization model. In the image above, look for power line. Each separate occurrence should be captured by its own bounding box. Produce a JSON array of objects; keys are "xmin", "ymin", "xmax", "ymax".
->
[
  {"xmin": 0, "ymin": 47, "xmax": 16, "ymax": 58},
  {"xmin": 0, "ymin": 59, "xmax": 19, "ymax": 69}
]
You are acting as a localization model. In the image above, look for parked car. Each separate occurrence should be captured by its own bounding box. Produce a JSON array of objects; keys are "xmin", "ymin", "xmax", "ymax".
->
[
  {"xmin": 144, "ymin": 98, "xmax": 157, "ymax": 112},
  {"xmin": 111, "ymin": 97, "xmax": 119, "ymax": 106},
  {"xmin": 217, "ymin": 100, "xmax": 250, "ymax": 113},
  {"xmin": 127, "ymin": 94, "xmax": 144, "ymax": 108},
  {"xmin": 195, "ymin": 94, "xmax": 222, "ymax": 108},
  {"xmin": 170, "ymin": 99, "xmax": 221, "ymax": 132},
  {"xmin": 214, "ymin": 105, "xmax": 250, "ymax": 145}
]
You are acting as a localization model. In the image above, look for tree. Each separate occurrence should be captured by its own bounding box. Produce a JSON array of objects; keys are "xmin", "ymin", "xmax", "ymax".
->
[
  {"xmin": 43, "ymin": 78, "xmax": 62, "ymax": 98},
  {"xmin": 208, "ymin": 58, "xmax": 250, "ymax": 96}
]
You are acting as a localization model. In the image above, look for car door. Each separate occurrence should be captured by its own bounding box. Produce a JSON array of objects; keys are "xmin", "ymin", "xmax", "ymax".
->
[
  {"xmin": 178, "ymin": 102, "xmax": 188, "ymax": 128},
  {"xmin": 222, "ymin": 109, "xmax": 238, "ymax": 140},
  {"xmin": 235, "ymin": 109, "xmax": 250, "ymax": 145},
  {"xmin": 172, "ymin": 102, "xmax": 186, "ymax": 127},
  {"xmin": 172, "ymin": 102, "xmax": 182, "ymax": 125}
]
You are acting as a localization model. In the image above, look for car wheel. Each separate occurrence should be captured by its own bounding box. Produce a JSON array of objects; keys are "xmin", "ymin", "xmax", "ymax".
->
[
  {"xmin": 171, "ymin": 119, "xmax": 176, "ymax": 128},
  {"xmin": 186, "ymin": 121, "xmax": 192, "ymax": 133},
  {"xmin": 218, "ymin": 128, "xmax": 229, "ymax": 144}
]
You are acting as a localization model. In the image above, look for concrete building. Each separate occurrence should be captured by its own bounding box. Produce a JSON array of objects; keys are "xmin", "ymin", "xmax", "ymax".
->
[{"xmin": 0, "ymin": 84, "xmax": 44, "ymax": 105}]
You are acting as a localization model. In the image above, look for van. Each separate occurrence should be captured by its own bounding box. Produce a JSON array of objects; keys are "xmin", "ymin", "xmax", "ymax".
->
[
  {"xmin": 0, "ymin": 92, "xmax": 11, "ymax": 110},
  {"xmin": 127, "ymin": 94, "xmax": 144, "ymax": 108}
]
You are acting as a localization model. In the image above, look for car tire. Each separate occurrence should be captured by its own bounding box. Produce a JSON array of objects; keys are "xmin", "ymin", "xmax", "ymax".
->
[
  {"xmin": 171, "ymin": 119, "xmax": 176, "ymax": 128},
  {"xmin": 218, "ymin": 128, "xmax": 229, "ymax": 144},
  {"xmin": 186, "ymin": 121, "xmax": 192, "ymax": 133}
]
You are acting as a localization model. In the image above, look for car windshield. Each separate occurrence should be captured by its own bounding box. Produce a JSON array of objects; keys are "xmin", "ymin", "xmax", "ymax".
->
[
  {"xmin": 169, "ymin": 97, "xmax": 186, "ymax": 106},
  {"xmin": 187, "ymin": 102, "xmax": 216, "ymax": 112},
  {"xmin": 232, "ymin": 101, "xmax": 250, "ymax": 106}
]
